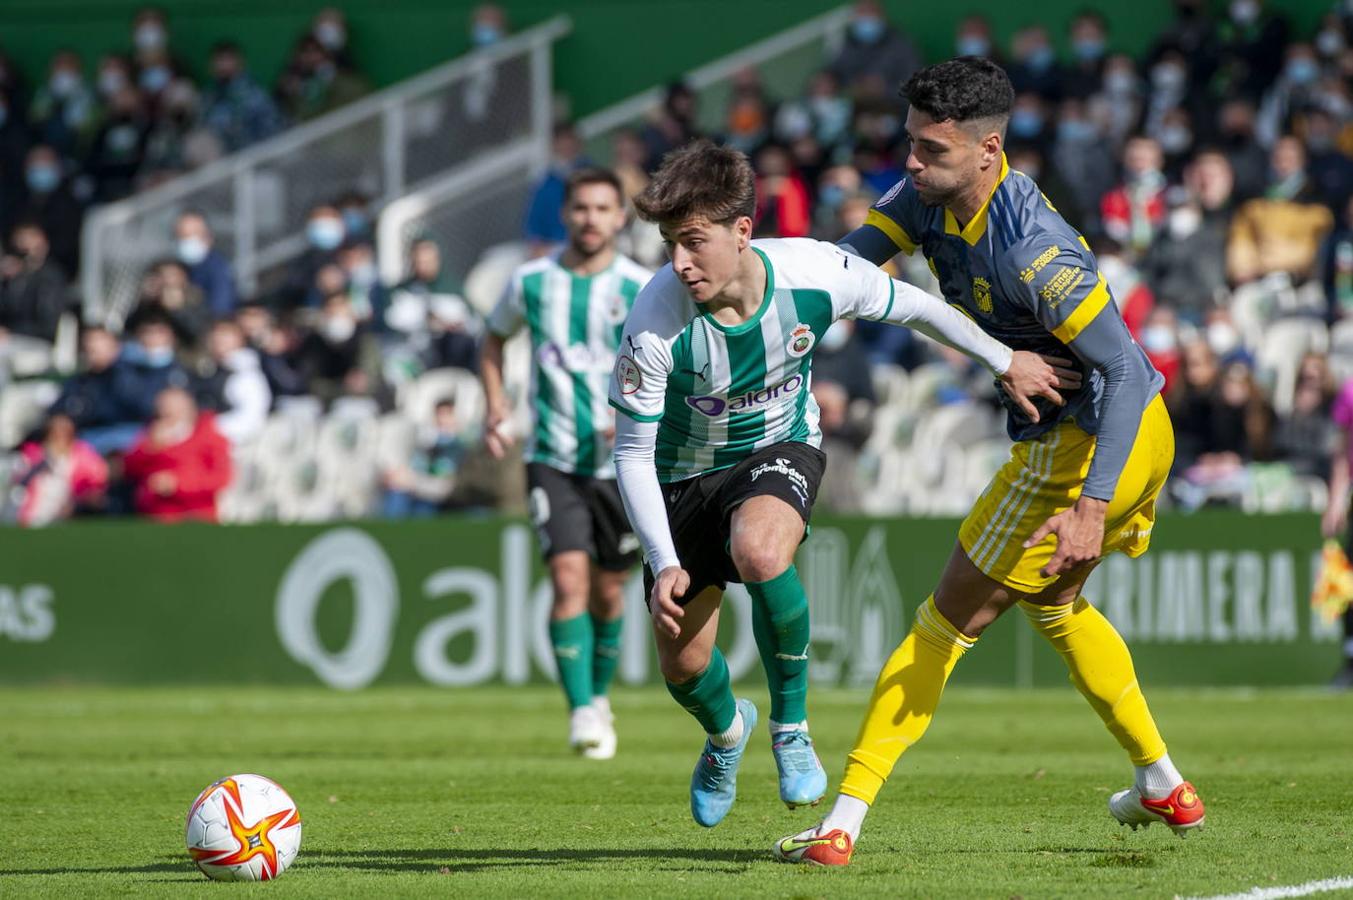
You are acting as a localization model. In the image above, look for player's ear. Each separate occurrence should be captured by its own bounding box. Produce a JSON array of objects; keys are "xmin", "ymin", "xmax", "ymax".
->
[{"xmin": 734, "ymin": 215, "xmax": 753, "ymax": 250}]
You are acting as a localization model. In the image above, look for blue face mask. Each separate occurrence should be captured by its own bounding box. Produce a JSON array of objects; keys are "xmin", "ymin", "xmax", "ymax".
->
[
  {"xmin": 139, "ymin": 65, "xmax": 171, "ymax": 94},
  {"xmin": 307, "ymin": 218, "xmax": 345, "ymax": 251},
  {"xmin": 143, "ymin": 346, "xmax": 175, "ymax": 368},
  {"xmin": 1286, "ymin": 58, "xmax": 1319, "ymax": 85},
  {"xmin": 1058, "ymin": 119, "xmax": 1097, "ymax": 143},
  {"xmin": 851, "ymin": 16, "xmax": 885, "ymax": 44},
  {"xmin": 1073, "ymin": 38, "xmax": 1105, "ymax": 61},
  {"xmin": 818, "ymin": 184, "xmax": 846, "ymax": 210},
  {"xmin": 1009, "ymin": 109, "xmax": 1044, "ymax": 139},
  {"xmin": 956, "ymin": 35, "xmax": 990, "ymax": 57},
  {"xmin": 1026, "ymin": 46, "xmax": 1056, "ymax": 72},
  {"xmin": 472, "ymin": 23, "xmax": 502, "ymax": 47},
  {"xmin": 177, "ymin": 236, "xmax": 209, "ymax": 266},
  {"xmin": 26, "ymin": 164, "xmax": 60, "ymax": 194},
  {"xmin": 341, "ymin": 209, "xmax": 369, "ymax": 236}
]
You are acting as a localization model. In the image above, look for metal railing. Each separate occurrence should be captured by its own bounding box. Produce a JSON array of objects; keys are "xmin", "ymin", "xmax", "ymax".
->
[
  {"xmin": 374, "ymin": 6, "xmax": 852, "ymax": 287},
  {"xmin": 80, "ymin": 15, "xmax": 571, "ymax": 328}
]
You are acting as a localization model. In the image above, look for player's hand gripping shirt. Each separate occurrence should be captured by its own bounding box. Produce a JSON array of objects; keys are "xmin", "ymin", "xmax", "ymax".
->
[
  {"xmin": 608, "ymin": 238, "xmax": 1011, "ymax": 485},
  {"xmin": 844, "ymin": 155, "xmax": 1164, "ymax": 499},
  {"xmin": 486, "ymin": 252, "xmax": 652, "ymax": 478}
]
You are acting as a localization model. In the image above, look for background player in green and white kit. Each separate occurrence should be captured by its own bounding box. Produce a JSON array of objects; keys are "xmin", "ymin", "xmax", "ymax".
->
[
  {"xmin": 609, "ymin": 141, "xmax": 1069, "ymax": 827},
  {"xmin": 481, "ymin": 168, "xmax": 652, "ymax": 760}
]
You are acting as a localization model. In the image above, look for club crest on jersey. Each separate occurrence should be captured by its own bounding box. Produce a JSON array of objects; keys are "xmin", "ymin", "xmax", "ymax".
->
[
  {"xmin": 787, "ymin": 323, "xmax": 816, "ymax": 358},
  {"xmin": 615, "ymin": 354, "xmax": 642, "ymax": 395},
  {"xmin": 606, "ymin": 295, "xmax": 629, "ymax": 325},
  {"xmin": 972, "ymin": 277, "xmax": 993, "ymax": 315}
]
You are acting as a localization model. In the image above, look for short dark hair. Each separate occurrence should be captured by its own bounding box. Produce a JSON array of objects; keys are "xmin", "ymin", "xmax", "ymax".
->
[
  {"xmin": 563, "ymin": 166, "xmax": 625, "ymax": 205},
  {"xmin": 901, "ymin": 57, "xmax": 1015, "ymax": 128},
  {"xmin": 633, "ymin": 140, "xmax": 757, "ymax": 227}
]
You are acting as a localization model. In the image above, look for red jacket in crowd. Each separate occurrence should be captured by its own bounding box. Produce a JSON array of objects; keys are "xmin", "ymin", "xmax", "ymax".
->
[{"xmin": 123, "ymin": 412, "xmax": 233, "ymax": 522}]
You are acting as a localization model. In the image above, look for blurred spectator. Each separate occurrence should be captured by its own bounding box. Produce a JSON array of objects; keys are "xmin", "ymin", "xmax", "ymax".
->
[
  {"xmin": 1094, "ymin": 237, "xmax": 1155, "ymax": 336},
  {"xmin": 311, "ymin": 7, "xmax": 357, "ymax": 72},
  {"xmin": 953, "ymin": 15, "xmax": 997, "ymax": 61},
  {"xmin": 1048, "ymin": 98, "xmax": 1113, "ymax": 231},
  {"xmin": 1217, "ymin": 97, "xmax": 1268, "ymax": 200},
  {"xmin": 12, "ymin": 413, "xmax": 107, "ymax": 526},
  {"xmin": 753, "ymin": 144, "xmax": 811, "ymax": 239},
  {"xmin": 129, "ymin": 7, "xmax": 182, "ymax": 74},
  {"xmin": 200, "ymin": 41, "xmax": 286, "ymax": 153},
  {"xmin": 236, "ymin": 302, "xmax": 306, "ymax": 399},
  {"xmin": 827, "ymin": 0, "xmax": 922, "ymax": 98},
  {"xmin": 1298, "ymin": 106, "xmax": 1353, "ymax": 213},
  {"xmin": 640, "ymin": 82, "xmax": 699, "ymax": 169},
  {"xmin": 94, "ymin": 54, "xmax": 132, "ymax": 105},
  {"xmin": 811, "ymin": 165, "xmax": 865, "ymax": 240},
  {"xmin": 295, "ymin": 292, "xmax": 381, "ymax": 404},
  {"xmin": 15, "ymin": 144, "xmax": 83, "ymax": 275},
  {"xmin": 1272, "ymin": 352, "xmax": 1336, "ymax": 480},
  {"xmin": 203, "ymin": 319, "xmax": 270, "ymax": 446},
  {"xmin": 135, "ymin": 259, "xmax": 209, "ymax": 347},
  {"xmin": 1006, "ymin": 92, "xmax": 1052, "ymax": 153},
  {"xmin": 0, "ymin": 49, "xmax": 31, "ymax": 124},
  {"xmin": 1101, "ymin": 136, "xmax": 1168, "ymax": 257},
  {"xmin": 30, "ymin": 51, "xmax": 98, "ymax": 163},
  {"xmin": 138, "ymin": 77, "xmax": 199, "ymax": 184},
  {"xmin": 1216, "ymin": 0, "xmax": 1290, "ymax": 102},
  {"xmin": 385, "ymin": 238, "xmax": 478, "ymax": 374},
  {"xmin": 85, "ymin": 85, "xmax": 148, "ymax": 203},
  {"xmin": 123, "ymin": 386, "xmax": 232, "ymax": 522},
  {"xmin": 1137, "ymin": 307, "xmax": 1183, "ymax": 395},
  {"xmin": 1154, "ymin": 106, "xmax": 1195, "ymax": 180},
  {"xmin": 1149, "ymin": 0, "xmax": 1220, "ymax": 87},
  {"xmin": 135, "ymin": 47, "xmax": 179, "ymax": 112},
  {"xmin": 1143, "ymin": 150, "xmax": 1235, "ymax": 323},
  {"xmin": 335, "ymin": 239, "xmax": 387, "ymax": 326},
  {"xmin": 337, "ymin": 189, "xmax": 374, "ymax": 242},
  {"xmin": 804, "ymin": 70, "xmax": 853, "ymax": 151},
  {"xmin": 382, "ymin": 398, "xmax": 467, "ymax": 517},
  {"xmin": 1257, "ymin": 43, "xmax": 1325, "ymax": 147},
  {"xmin": 1061, "ymin": 10, "xmax": 1109, "ymax": 100},
  {"xmin": 1142, "ymin": 48, "xmax": 1191, "ymax": 146},
  {"xmin": 276, "ymin": 203, "xmax": 346, "ymax": 309},
  {"xmin": 174, "ymin": 210, "xmax": 238, "ymax": 317},
  {"xmin": 1007, "ymin": 25, "xmax": 1062, "ymax": 100},
  {"xmin": 524, "ymin": 122, "xmax": 584, "ymax": 254},
  {"xmin": 1172, "ymin": 353, "xmax": 1275, "ymax": 507},
  {"xmin": 1092, "ymin": 54, "xmax": 1144, "ymax": 148},
  {"xmin": 1226, "ymin": 136, "xmax": 1334, "ymax": 286},
  {"xmin": 723, "ymin": 86, "xmax": 770, "ymax": 156},
  {"xmin": 276, "ymin": 35, "xmax": 369, "ymax": 123},
  {"xmin": 0, "ymin": 221, "xmax": 68, "ymax": 344},
  {"xmin": 469, "ymin": 4, "xmax": 509, "ymax": 48},
  {"xmin": 1321, "ymin": 194, "xmax": 1353, "ymax": 322}
]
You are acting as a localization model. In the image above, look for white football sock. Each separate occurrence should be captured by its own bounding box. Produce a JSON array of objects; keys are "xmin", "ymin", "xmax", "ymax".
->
[
  {"xmin": 769, "ymin": 719, "xmax": 807, "ymax": 735},
  {"xmin": 592, "ymin": 695, "xmax": 611, "ymax": 718},
  {"xmin": 710, "ymin": 710, "xmax": 744, "ymax": 749},
  {"xmin": 1135, "ymin": 753, "xmax": 1184, "ymax": 799},
  {"xmin": 821, "ymin": 793, "xmax": 870, "ymax": 843}
]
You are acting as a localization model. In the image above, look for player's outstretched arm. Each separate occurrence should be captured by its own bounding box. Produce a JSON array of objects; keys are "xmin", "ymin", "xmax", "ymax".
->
[{"xmin": 613, "ymin": 414, "xmax": 688, "ymax": 638}]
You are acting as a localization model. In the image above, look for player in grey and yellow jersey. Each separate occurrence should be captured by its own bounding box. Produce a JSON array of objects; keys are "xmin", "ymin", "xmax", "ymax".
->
[
  {"xmin": 609, "ymin": 140, "xmax": 1068, "ymax": 829},
  {"xmin": 481, "ymin": 168, "xmax": 651, "ymax": 761},
  {"xmin": 776, "ymin": 57, "xmax": 1206, "ymax": 868}
]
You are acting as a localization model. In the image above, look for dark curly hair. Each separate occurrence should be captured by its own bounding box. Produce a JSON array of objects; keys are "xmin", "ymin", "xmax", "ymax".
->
[{"xmin": 901, "ymin": 57, "xmax": 1015, "ymax": 129}]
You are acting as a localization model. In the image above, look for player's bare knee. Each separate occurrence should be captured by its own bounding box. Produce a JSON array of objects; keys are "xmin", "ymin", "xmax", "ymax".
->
[
  {"xmin": 730, "ymin": 542, "xmax": 790, "ymax": 584},
  {"xmin": 657, "ymin": 644, "xmax": 708, "ymax": 684}
]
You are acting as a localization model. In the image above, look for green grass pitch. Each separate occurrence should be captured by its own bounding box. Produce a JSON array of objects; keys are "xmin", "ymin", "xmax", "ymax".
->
[{"xmin": 3, "ymin": 684, "xmax": 1352, "ymax": 898}]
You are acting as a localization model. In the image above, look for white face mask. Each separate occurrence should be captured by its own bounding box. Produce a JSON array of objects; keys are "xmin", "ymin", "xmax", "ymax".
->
[
  {"xmin": 1168, "ymin": 206, "xmax": 1202, "ymax": 239},
  {"xmin": 1207, "ymin": 321, "xmax": 1240, "ymax": 356},
  {"xmin": 176, "ymin": 236, "xmax": 209, "ymax": 266},
  {"xmin": 1140, "ymin": 324, "xmax": 1178, "ymax": 354},
  {"xmin": 322, "ymin": 316, "xmax": 356, "ymax": 343}
]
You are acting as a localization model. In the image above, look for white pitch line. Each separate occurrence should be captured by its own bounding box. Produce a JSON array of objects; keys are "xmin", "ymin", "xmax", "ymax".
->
[{"xmin": 1179, "ymin": 875, "xmax": 1353, "ymax": 900}]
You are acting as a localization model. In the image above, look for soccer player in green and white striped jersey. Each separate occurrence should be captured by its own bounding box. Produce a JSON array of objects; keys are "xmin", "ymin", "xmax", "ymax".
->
[
  {"xmin": 481, "ymin": 168, "xmax": 652, "ymax": 760},
  {"xmin": 608, "ymin": 141, "xmax": 1068, "ymax": 827}
]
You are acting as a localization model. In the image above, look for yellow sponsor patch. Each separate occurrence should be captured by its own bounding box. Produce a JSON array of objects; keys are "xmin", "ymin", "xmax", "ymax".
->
[
  {"xmin": 1019, "ymin": 244, "xmax": 1061, "ymax": 284},
  {"xmin": 1039, "ymin": 265, "xmax": 1087, "ymax": 309}
]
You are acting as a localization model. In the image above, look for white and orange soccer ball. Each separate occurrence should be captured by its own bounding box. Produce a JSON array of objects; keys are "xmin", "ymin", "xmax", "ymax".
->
[{"xmin": 185, "ymin": 774, "xmax": 302, "ymax": 881}]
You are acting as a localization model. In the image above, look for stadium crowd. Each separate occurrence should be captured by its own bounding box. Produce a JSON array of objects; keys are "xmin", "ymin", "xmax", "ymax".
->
[{"xmin": 3, "ymin": 0, "xmax": 1353, "ymax": 526}]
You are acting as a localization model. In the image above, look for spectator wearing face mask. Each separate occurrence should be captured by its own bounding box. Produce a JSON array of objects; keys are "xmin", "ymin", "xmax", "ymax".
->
[
  {"xmin": 123, "ymin": 386, "xmax": 232, "ymax": 522},
  {"xmin": 1061, "ymin": 10, "xmax": 1109, "ymax": 100},
  {"xmin": 174, "ymin": 210, "xmax": 237, "ymax": 318},
  {"xmin": 827, "ymin": 0, "xmax": 921, "ymax": 97},
  {"xmin": 128, "ymin": 7, "xmax": 186, "ymax": 83},
  {"xmin": 952, "ymin": 15, "xmax": 1000, "ymax": 64},
  {"xmin": 310, "ymin": 7, "xmax": 358, "ymax": 73},
  {"xmin": 1048, "ymin": 99, "xmax": 1113, "ymax": 233},
  {"xmin": 1135, "ymin": 307, "xmax": 1183, "ymax": 395},
  {"xmin": 1091, "ymin": 54, "xmax": 1144, "ymax": 148},
  {"xmin": 14, "ymin": 144, "xmax": 83, "ymax": 275},
  {"xmin": 335, "ymin": 239, "xmax": 388, "ymax": 327},
  {"xmin": 1298, "ymin": 107, "xmax": 1353, "ymax": 213},
  {"xmin": 1256, "ymin": 43, "xmax": 1327, "ymax": 149},
  {"xmin": 1007, "ymin": 25, "xmax": 1063, "ymax": 100},
  {"xmin": 295, "ymin": 291, "xmax": 380, "ymax": 403},
  {"xmin": 382, "ymin": 398, "xmax": 468, "ymax": 518},
  {"xmin": 1005, "ymin": 92, "xmax": 1052, "ymax": 155},
  {"xmin": 1216, "ymin": 98, "xmax": 1269, "ymax": 201},
  {"xmin": 134, "ymin": 259, "xmax": 209, "ymax": 347},
  {"xmin": 336, "ymin": 189, "xmax": 374, "ymax": 242},
  {"xmin": 524, "ymin": 122, "xmax": 586, "ymax": 255},
  {"xmin": 235, "ymin": 302, "xmax": 307, "ymax": 399},
  {"xmin": 1144, "ymin": 150, "xmax": 1235, "ymax": 325},
  {"xmin": 276, "ymin": 35, "xmax": 369, "ymax": 123},
  {"xmin": 1141, "ymin": 48, "xmax": 1191, "ymax": 142},
  {"xmin": 201, "ymin": 41, "xmax": 286, "ymax": 153},
  {"xmin": 1101, "ymin": 136, "xmax": 1169, "ymax": 258},
  {"xmin": 1149, "ymin": 0, "xmax": 1220, "ymax": 88},
  {"xmin": 1227, "ymin": 136, "xmax": 1334, "ymax": 286},
  {"xmin": 203, "ymin": 319, "xmax": 271, "ymax": 446},
  {"xmin": 275, "ymin": 203, "xmax": 346, "ymax": 309},
  {"xmin": 138, "ymin": 76, "xmax": 200, "ymax": 184},
  {"xmin": 30, "ymin": 51, "xmax": 98, "ymax": 163},
  {"xmin": 468, "ymin": 4, "xmax": 509, "ymax": 48}
]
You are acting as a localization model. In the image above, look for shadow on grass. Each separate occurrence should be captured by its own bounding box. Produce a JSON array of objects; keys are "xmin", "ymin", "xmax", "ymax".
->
[
  {"xmin": 0, "ymin": 856, "xmax": 195, "ymax": 878},
  {"xmin": 304, "ymin": 847, "xmax": 761, "ymax": 874}
]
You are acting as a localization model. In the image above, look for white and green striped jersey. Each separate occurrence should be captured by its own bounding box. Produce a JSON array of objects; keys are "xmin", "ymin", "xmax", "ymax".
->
[
  {"xmin": 607, "ymin": 238, "xmax": 901, "ymax": 484},
  {"xmin": 487, "ymin": 251, "xmax": 652, "ymax": 478}
]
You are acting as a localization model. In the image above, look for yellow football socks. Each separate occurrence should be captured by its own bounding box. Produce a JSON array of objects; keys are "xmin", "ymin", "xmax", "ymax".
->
[
  {"xmin": 839, "ymin": 596, "xmax": 974, "ymax": 805},
  {"xmin": 1019, "ymin": 597, "xmax": 1166, "ymax": 765}
]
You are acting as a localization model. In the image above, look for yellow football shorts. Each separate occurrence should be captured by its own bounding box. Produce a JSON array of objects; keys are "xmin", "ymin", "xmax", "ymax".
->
[{"xmin": 958, "ymin": 394, "xmax": 1175, "ymax": 593}]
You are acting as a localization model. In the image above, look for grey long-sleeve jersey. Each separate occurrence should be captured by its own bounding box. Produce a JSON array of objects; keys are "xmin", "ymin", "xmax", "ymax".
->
[{"xmin": 841, "ymin": 155, "xmax": 1164, "ymax": 500}]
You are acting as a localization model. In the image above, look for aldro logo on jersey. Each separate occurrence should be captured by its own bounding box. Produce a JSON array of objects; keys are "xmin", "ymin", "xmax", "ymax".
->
[
  {"xmin": 971, "ymin": 277, "xmax": 993, "ymax": 315},
  {"xmin": 686, "ymin": 373, "xmax": 805, "ymax": 417},
  {"xmin": 787, "ymin": 323, "xmax": 815, "ymax": 358}
]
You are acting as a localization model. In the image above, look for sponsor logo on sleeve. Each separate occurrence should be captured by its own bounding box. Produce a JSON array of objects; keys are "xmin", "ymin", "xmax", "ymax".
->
[
  {"xmin": 971, "ymin": 276, "xmax": 993, "ymax": 315},
  {"xmin": 1019, "ymin": 244, "xmax": 1061, "ymax": 284}
]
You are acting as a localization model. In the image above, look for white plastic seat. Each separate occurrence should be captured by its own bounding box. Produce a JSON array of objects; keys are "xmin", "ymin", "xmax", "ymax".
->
[
  {"xmin": 1256, "ymin": 317, "xmax": 1329, "ymax": 415},
  {"xmin": 463, "ymin": 241, "xmax": 530, "ymax": 317}
]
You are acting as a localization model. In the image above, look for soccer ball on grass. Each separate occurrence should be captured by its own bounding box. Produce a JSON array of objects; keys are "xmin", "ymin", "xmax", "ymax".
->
[{"xmin": 184, "ymin": 774, "xmax": 302, "ymax": 881}]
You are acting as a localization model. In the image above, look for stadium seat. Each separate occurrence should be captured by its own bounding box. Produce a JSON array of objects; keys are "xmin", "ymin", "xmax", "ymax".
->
[
  {"xmin": 1256, "ymin": 317, "xmax": 1329, "ymax": 415},
  {"xmin": 402, "ymin": 367, "xmax": 485, "ymax": 432},
  {"xmin": 463, "ymin": 241, "xmax": 530, "ymax": 317},
  {"xmin": 0, "ymin": 381, "xmax": 60, "ymax": 448}
]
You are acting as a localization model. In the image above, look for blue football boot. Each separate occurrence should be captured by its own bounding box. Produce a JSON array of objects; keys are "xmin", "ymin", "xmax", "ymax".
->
[
  {"xmin": 771, "ymin": 728, "xmax": 827, "ymax": 809},
  {"xmin": 689, "ymin": 698, "xmax": 758, "ymax": 827}
]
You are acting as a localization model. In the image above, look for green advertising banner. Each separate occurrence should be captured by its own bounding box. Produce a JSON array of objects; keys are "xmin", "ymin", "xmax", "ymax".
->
[{"xmin": 0, "ymin": 513, "xmax": 1342, "ymax": 688}]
